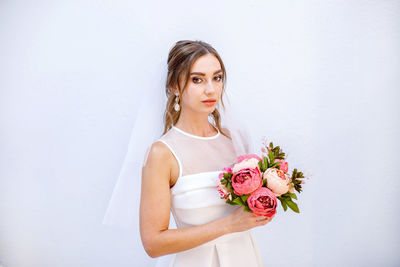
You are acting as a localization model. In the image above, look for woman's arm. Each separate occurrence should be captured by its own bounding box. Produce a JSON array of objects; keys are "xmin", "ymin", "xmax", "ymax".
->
[
  {"xmin": 139, "ymin": 141, "xmax": 272, "ymax": 258},
  {"xmin": 139, "ymin": 141, "xmax": 232, "ymax": 258}
]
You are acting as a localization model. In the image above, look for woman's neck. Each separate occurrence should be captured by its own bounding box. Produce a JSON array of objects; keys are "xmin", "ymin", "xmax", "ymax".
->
[{"xmin": 174, "ymin": 110, "xmax": 217, "ymax": 137}]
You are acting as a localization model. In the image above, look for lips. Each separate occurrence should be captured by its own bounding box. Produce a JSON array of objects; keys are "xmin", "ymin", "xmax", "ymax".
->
[{"xmin": 202, "ymin": 99, "xmax": 216, "ymax": 103}]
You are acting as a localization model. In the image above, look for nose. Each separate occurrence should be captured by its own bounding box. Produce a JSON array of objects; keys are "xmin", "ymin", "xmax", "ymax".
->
[{"xmin": 204, "ymin": 79, "xmax": 216, "ymax": 95}]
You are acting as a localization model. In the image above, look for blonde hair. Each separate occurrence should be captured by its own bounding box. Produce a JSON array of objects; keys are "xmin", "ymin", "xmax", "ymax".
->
[{"xmin": 163, "ymin": 40, "xmax": 230, "ymax": 138}]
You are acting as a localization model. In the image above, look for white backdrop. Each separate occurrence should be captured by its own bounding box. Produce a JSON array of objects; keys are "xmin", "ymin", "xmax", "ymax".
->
[{"xmin": 1, "ymin": 1, "xmax": 399, "ymax": 267}]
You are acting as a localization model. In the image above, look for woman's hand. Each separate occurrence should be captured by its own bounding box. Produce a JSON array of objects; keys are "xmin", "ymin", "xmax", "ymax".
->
[{"xmin": 224, "ymin": 207, "xmax": 275, "ymax": 233}]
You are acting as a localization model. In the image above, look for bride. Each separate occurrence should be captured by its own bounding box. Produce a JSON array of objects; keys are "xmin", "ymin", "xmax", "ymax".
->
[{"xmin": 139, "ymin": 40, "xmax": 275, "ymax": 267}]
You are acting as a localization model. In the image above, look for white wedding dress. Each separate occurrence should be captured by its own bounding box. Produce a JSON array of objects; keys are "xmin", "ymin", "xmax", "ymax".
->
[{"xmin": 153, "ymin": 124, "xmax": 265, "ymax": 267}]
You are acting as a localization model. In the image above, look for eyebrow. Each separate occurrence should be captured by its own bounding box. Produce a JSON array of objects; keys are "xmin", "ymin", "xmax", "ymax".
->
[{"xmin": 190, "ymin": 69, "xmax": 222, "ymax": 76}]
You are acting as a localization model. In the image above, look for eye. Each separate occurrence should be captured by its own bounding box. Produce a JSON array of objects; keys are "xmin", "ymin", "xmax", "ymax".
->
[
  {"xmin": 214, "ymin": 75, "xmax": 223, "ymax": 81},
  {"xmin": 192, "ymin": 77, "xmax": 202, "ymax": 83}
]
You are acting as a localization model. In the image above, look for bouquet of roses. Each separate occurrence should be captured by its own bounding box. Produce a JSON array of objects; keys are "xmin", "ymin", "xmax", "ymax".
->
[{"xmin": 217, "ymin": 138, "xmax": 308, "ymax": 217}]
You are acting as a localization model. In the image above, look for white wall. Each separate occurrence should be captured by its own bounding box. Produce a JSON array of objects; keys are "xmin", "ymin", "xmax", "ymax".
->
[{"xmin": 1, "ymin": 1, "xmax": 399, "ymax": 266}]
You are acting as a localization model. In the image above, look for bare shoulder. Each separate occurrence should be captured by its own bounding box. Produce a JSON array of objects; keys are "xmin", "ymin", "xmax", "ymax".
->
[
  {"xmin": 143, "ymin": 140, "xmax": 179, "ymax": 187},
  {"xmin": 144, "ymin": 141, "xmax": 173, "ymax": 169}
]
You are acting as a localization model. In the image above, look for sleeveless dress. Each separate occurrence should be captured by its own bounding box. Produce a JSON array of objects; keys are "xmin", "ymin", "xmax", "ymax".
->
[{"xmin": 154, "ymin": 124, "xmax": 265, "ymax": 267}]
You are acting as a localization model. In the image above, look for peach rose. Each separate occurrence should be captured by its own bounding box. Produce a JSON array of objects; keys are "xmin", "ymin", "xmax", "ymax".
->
[
  {"xmin": 232, "ymin": 157, "xmax": 260, "ymax": 173},
  {"xmin": 237, "ymin": 154, "xmax": 262, "ymax": 163},
  {"xmin": 263, "ymin": 168, "xmax": 291, "ymax": 197},
  {"xmin": 247, "ymin": 187, "xmax": 277, "ymax": 217},
  {"xmin": 231, "ymin": 167, "xmax": 262, "ymax": 196}
]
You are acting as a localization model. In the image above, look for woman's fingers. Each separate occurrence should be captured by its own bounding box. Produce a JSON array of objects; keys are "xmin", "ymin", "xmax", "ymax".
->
[
  {"xmin": 256, "ymin": 218, "xmax": 269, "ymax": 226},
  {"xmin": 255, "ymin": 215, "xmax": 273, "ymax": 226},
  {"xmin": 255, "ymin": 216, "xmax": 268, "ymax": 222}
]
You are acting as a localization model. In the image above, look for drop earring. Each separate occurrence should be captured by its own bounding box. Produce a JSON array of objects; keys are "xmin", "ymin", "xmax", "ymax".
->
[{"xmin": 174, "ymin": 93, "xmax": 180, "ymax": 111}]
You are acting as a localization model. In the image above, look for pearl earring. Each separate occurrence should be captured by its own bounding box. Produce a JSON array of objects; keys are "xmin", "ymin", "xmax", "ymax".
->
[{"xmin": 174, "ymin": 94, "xmax": 180, "ymax": 111}]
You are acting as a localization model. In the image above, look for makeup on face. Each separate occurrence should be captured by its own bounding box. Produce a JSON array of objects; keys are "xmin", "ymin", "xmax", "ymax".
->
[{"xmin": 201, "ymin": 99, "xmax": 217, "ymax": 107}]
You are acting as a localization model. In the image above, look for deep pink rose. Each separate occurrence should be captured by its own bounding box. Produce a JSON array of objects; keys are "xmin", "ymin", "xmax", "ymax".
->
[
  {"xmin": 275, "ymin": 159, "xmax": 289, "ymax": 173},
  {"xmin": 247, "ymin": 187, "xmax": 277, "ymax": 217},
  {"xmin": 237, "ymin": 154, "xmax": 262, "ymax": 163},
  {"xmin": 231, "ymin": 167, "xmax": 262, "ymax": 196}
]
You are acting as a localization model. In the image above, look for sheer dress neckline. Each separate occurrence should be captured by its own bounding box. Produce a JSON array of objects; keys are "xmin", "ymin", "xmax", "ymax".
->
[{"xmin": 171, "ymin": 124, "xmax": 220, "ymax": 140}]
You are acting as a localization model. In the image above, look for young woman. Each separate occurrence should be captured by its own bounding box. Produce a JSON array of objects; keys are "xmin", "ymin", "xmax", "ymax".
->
[{"xmin": 139, "ymin": 40, "xmax": 274, "ymax": 267}]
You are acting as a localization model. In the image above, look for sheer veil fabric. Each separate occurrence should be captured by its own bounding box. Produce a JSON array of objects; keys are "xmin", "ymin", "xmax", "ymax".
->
[{"xmin": 102, "ymin": 59, "xmax": 257, "ymax": 265}]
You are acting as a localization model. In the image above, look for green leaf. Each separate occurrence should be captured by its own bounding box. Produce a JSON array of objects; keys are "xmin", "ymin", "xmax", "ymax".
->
[
  {"xmin": 268, "ymin": 150, "xmax": 273, "ymax": 160},
  {"xmin": 262, "ymin": 160, "xmax": 266, "ymax": 172},
  {"xmin": 263, "ymin": 156, "xmax": 268, "ymax": 169},
  {"xmin": 240, "ymin": 195, "xmax": 249, "ymax": 203},
  {"xmin": 226, "ymin": 183, "xmax": 232, "ymax": 192},
  {"xmin": 223, "ymin": 172, "xmax": 232, "ymax": 179},
  {"xmin": 270, "ymin": 162, "xmax": 279, "ymax": 168},
  {"xmin": 286, "ymin": 199, "xmax": 300, "ymax": 213},
  {"xmin": 232, "ymin": 197, "xmax": 245, "ymax": 206},
  {"xmin": 228, "ymin": 199, "xmax": 238, "ymax": 205},
  {"xmin": 281, "ymin": 192, "xmax": 297, "ymax": 200},
  {"xmin": 258, "ymin": 161, "xmax": 263, "ymax": 172},
  {"xmin": 279, "ymin": 197, "xmax": 288, "ymax": 211},
  {"xmin": 243, "ymin": 206, "xmax": 251, "ymax": 212}
]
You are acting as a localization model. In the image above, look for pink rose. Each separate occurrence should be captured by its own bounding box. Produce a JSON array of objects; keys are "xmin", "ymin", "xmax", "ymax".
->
[
  {"xmin": 247, "ymin": 187, "xmax": 277, "ymax": 217},
  {"xmin": 275, "ymin": 159, "xmax": 289, "ymax": 173},
  {"xmin": 237, "ymin": 154, "xmax": 262, "ymax": 163},
  {"xmin": 231, "ymin": 167, "xmax": 262, "ymax": 196},
  {"xmin": 263, "ymin": 168, "xmax": 291, "ymax": 197}
]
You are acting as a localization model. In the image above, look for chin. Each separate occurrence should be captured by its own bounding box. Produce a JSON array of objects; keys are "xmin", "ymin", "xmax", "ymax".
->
[
  {"xmin": 198, "ymin": 107, "xmax": 215, "ymax": 114},
  {"xmin": 207, "ymin": 107, "xmax": 217, "ymax": 114}
]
